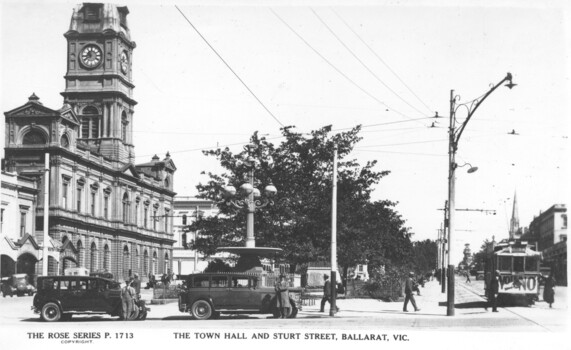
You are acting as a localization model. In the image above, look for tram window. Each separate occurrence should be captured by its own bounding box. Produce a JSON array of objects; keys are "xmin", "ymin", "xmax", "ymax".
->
[
  {"xmin": 513, "ymin": 257, "xmax": 524, "ymax": 272},
  {"xmin": 525, "ymin": 257, "xmax": 538, "ymax": 271},
  {"xmin": 499, "ymin": 256, "xmax": 511, "ymax": 271}
]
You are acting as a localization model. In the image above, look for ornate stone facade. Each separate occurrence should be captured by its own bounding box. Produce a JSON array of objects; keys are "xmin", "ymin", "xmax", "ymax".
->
[{"xmin": 2, "ymin": 4, "xmax": 176, "ymax": 282}]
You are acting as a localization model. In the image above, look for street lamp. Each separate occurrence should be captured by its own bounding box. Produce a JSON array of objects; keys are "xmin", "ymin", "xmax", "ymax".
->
[
  {"xmin": 221, "ymin": 147, "xmax": 277, "ymax": 248},
  {"xmin": 446, "ymin": 72, "xmax": 515, "ymax": 316}
]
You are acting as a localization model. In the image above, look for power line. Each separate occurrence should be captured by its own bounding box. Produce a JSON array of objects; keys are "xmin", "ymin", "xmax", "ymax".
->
[
  {"xmin": 134, "ymin": 117, "xmax": 435, "ymax": 159},
  {"xmin": 311, "ymin": 8, "xmax": 429, "ymax": 118},
  {"xmin": 358, "ymin": 138, "xmax": 447, "ymax": 148},
  {"xmin": 332, "ymin": 8, "xmax": 434, "ymax": 115},
  {"xmin": 354, "ymin": 149, "xmax": 445, "ymax": 157},
  {"xmin": 175, "ymin": 5, "xmax": 285, "ymax": 128},
  {"xmin": 270, "ymin": 8, "xmax": 419, "ymax": 123}
]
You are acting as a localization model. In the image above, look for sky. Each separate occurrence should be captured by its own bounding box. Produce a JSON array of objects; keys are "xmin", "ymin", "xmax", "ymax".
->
[{"xmin": 1, "ymin": 0, "xmax": 569, "ymax": 265}]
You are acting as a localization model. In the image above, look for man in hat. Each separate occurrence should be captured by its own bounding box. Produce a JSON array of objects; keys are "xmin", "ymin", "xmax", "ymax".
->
[
  {"xmin": 403, "ymin": 272, "xmax": 420, "ymax": 312},
  {"xmin": 274, "ymin": 274, "xmax": 290, "ymax": 318},
  {"xmin": 486, "ymin": 270, "xmax": 501, "ymax": 312},
  {"xmin": 320, "ymin": 274, "xmax": 339, "ymax": 313},
  {"xmin": 120, "ymin": 279, "xmax": 136, "ymax": 320},
  {"xmin": 131, "ymin": 273, "xmax": 141, "ymax": 300}
]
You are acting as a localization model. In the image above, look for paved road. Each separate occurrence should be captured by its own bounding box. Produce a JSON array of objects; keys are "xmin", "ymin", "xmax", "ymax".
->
[{"xmin": 1, "ymin": 280, "xmax": 566, "ymax": 332}]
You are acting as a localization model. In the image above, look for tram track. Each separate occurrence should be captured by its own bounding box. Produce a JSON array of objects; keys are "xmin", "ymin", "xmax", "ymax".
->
[{"xmin": 456, "ymin": 281, "xmax": 551, "ymax": 331}]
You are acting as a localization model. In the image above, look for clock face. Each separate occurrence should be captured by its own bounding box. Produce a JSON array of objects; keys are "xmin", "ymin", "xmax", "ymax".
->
[
  {"xmin": 120, "ymin": 51, "xmax": 129, "ymax": 74},
  {"xmin": 80, "ymin": 45, "xmax": 102, "ymax": 68}
]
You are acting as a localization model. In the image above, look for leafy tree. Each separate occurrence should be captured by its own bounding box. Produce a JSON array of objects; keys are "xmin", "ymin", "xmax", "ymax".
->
[
  {"xmin": 189, "ymin": 125, "xmax": 413, "ymax": 275},
  {"xmin": 411, "ymin": 239, "xmax": 437, "ymax": 275},
  {"xmin": 472, "ymin": 239, "xmax": 493, "ymax": 271}
]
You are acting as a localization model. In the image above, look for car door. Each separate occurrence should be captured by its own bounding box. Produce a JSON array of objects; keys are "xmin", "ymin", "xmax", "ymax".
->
[
  {"xmin": 58, "ymin": 278, "xmax": 82, "ymax": 311},
  {"xmin": 209, "ymin": 275, "xmax": 230, "ymax": 309},
  {"xmin": 228, "ymin": 276, "xmax": 259, "ymax": 310}
]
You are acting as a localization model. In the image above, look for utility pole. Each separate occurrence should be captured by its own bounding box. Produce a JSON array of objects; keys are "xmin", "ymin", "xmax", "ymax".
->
[
  {"xmin": 442, "ymin": 200, "xmax": 447, "ymax": 293},
  {"xmin": 42, "ymin": 153, "xmax": 50, "ymax": 276},
  {"xmin": 330, "ymin": 145, "xmax": 338, "ymax": 317}
]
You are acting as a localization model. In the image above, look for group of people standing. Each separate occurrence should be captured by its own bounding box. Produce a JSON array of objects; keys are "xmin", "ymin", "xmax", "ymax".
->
[{"xmin": 121, "ymin": 273, "xmax": 141, "ymax": 320}]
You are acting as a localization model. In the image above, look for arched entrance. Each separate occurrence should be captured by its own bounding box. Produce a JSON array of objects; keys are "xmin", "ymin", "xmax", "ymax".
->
[
  {"xmin": 16, "ymin": 253, "xmax": 37, "ymax": 277},
  {"xmin": 1, "ymin": 255, "xmax": 16, "ymax": 278}
]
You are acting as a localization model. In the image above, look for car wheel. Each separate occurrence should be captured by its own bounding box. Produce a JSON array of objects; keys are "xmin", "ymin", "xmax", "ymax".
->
[
  {"xmin": 191, "ymin": 300, "xmax": 213, "ymax": 320},
  {"xmin": 41, "ymin": 303, "xmax": 62, "ymax": 322}
]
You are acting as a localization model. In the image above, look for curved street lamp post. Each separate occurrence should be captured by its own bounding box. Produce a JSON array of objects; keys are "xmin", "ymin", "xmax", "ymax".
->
[{"xmin": 446, "ymin": 73, "xmax": 516, "ymax": 316}]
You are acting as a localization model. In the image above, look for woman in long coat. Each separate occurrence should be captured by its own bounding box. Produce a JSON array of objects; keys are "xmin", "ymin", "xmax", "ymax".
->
[
  {"xmin": 543, "ymin": 273, "xmax": 556, "ymax": 308},
  {"xmin": 274, "ymin": 275, "xmax": 290, "ymax": 318}
]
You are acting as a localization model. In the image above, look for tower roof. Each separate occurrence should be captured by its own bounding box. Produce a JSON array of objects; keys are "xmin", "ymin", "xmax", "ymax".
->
[{"xmin": 67, "ymin": 3, "xmax": 132, "ymax": 42}]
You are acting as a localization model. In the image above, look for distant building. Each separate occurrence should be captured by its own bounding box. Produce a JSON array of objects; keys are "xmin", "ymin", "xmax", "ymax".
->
[
  {"xmin": 172, "ymin": 197, "xmax": 219, "ymax": 274},
  {"xmin": 523, "ymin": 204, "xmax": 567, "ymax": 285},
  {"xmin": 1, "ymin": 171, "xmax": 39, "ymax": 278}
]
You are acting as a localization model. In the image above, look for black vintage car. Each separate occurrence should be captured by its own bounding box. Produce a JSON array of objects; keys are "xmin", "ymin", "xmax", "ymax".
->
[
  {"xmin": 1, "ymin": 274, "xmax": 36, "ymax": 297},
  {"xmin": 32, "ymin": 276, "xmax": 149, "ymax": 322},
  {"xmin": 178, "ymin": 272, "xmax": 300, "ymax": 320}
]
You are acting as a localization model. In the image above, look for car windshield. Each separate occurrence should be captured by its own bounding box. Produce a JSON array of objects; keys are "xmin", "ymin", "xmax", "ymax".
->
[{"xmin": 14, "ymin": 276, "xmax": 26, "ymax": 283}]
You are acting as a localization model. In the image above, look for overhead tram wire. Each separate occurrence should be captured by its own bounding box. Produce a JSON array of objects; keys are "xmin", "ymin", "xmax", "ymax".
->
[
  {"xmin": 175, "ymin": 5, "xmax": 285, "ymax": 128},
  {"xmin": 311, "ymin": 8, "xmax": 430, "ymax": 119},
  {"xmin": 135, "ymin": 113, "xmax": 440, "ymax": 160},
  {"xmin": 332, "ymin": 8, "xmax": 435, "ymax": 115},
  {"xmin": 134, "ymin": 116, "xmax": 436, "ymax": 159},
  {"xmin": 270, "ymin": 8, "xmax": 419, "ymax": 124}
]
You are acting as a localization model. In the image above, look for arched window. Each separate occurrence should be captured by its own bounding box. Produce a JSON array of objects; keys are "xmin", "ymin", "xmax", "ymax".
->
[
  {"xmin": 152, "ymin": 251, "xmax": 158, "ymax": 275},
  {"xmin": 143, "ymin": 250, "xmax": 149, "ymax": 276},
  {"xmin": 121, "ymin": 111, "xmax": 128, "ymax": 142},
  {"xmin": 164, "ymin": 253, "xmax": 170, "ymax": 274},
  {"xmin": 60, "ymin": 134, "xmax": 70, "ymax": 148},
  {"xmin": 122, "ymin": 192, "xmax": 130, "ymax": 223},
  {"xmin": 134, "ymin": 248, "xmax": 140, "ymax": 276},
  {"xmin": 77, "ymin": 240, "xmax": 83, "ymax": 267},
  {"xmin": 103, "ymin": 244, "xmax": 110, "ymax": 272},
  {"xmin": 123, "ymin": 246, "xmax": 130, "ymax": 280},
  {"xmin": 22, "ymin": 130, "xmax": 46, "ymax": 145},
  {"xmin": 81, "ymin": 105, "xmax": 100, "ymax": 139},
  {"xmin": 90, "ymin": 242, "xmax": 97, "ymax": 272}
]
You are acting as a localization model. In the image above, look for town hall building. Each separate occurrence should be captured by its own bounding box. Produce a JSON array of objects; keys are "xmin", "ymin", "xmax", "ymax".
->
[{"xmin": 2, "ymin": 3, "xmax": 176, "ymax": 282}]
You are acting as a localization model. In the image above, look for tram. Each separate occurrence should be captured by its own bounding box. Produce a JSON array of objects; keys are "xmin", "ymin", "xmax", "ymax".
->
[{"xmin": 484, "ymin": 239, "xmax": 541, "ymax": 306}]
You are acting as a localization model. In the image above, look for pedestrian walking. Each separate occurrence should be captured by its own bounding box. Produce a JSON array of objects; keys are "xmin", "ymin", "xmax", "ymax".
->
[
  {"xmin": 543, "ymin": 272, "xmax": 556, "ymax": 308},
  {"xmin": 485, "ymin": 270, "xmax": 501, "ymax": 312},
  {"xmin": 319, "ymin": 274, "xmax": 339, "ymax": 313},
  {"xmin": 465, "ymin": 271, "xmax": 471, "ymax": 283},
  {"xmin": 403, "ymin": 272, "xmax": 420, "ymax": 312},
  {"xmin": 121, "ymin": 280, "xmax": 136, "ymax": 320},
  {"xmin": 274, "ymin": 274, "xmax": 290, "ymax": 318}
]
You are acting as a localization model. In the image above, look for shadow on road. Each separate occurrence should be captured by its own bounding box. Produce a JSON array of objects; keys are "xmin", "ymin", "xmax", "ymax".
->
[{"xmin": 438, "ymin": 301, "xmax": 489, "ymax": 309}]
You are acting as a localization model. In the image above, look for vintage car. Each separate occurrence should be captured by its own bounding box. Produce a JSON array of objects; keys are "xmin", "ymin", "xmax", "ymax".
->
[
  {"xmin": 32, "ymin": 275, "xmax": 149, "ymax": 322},
  {"xmin": 178, "ymin": 272, "xmax": 300, "ymax": 320},
  {"xmin": 1, "ymin": 274, "xmax": 36, "ymax": 297}
]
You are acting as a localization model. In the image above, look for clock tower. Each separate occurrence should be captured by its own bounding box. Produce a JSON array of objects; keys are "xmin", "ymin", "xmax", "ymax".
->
[{"xmin": 61, "ymin": 3, "xmax": 136, "ymax": 166}]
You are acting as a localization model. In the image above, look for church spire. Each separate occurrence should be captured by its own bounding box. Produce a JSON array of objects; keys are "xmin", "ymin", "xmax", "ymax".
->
[{"xmin": 509, "ymin": 190, "xmax": 520, "ymax": 239}]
